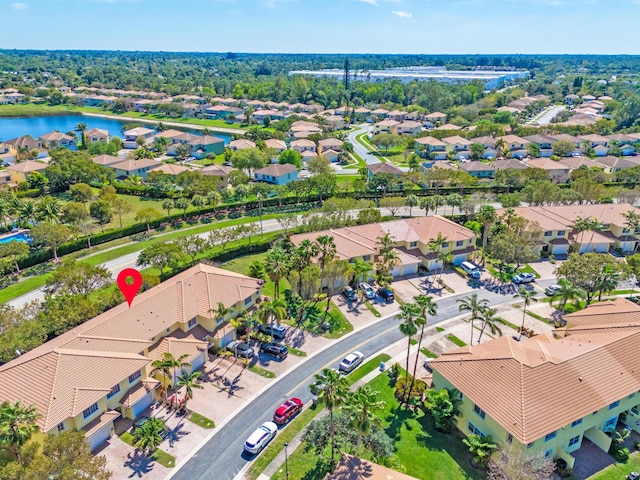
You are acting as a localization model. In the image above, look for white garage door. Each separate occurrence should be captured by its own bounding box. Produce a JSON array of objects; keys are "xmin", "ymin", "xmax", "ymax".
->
[
  {"xmin": 132, "ymin": 391, "xmax": 155, "ymax": 418},
  {"xmin": 403, "ymin": 264, "xmax": 418, "ymax": 276},
  {"xmin": 190, "ymin": 351, "xmax": 206, "ymax": 371},
  {"xmin": 219, "ymin": 329, "xmax": 235, "ymax": 348},
  {"xmin": 89, "ymin": 425, "xmax": 111, "ymax": 451},
  {"xmin": 391, "ymin": 265, "xmax": 402, "ymax": 277}
]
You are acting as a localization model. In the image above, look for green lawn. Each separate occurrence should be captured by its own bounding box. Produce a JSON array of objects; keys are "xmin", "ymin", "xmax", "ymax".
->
[
  {"xmin": 221, "ymin": 252, "xmax": 267, "ymax": 276},
  {"xmin": 248, "ymin": 364, "xmax": 276, "ymax": 378},
  {"xmin": 324, "ymin": 301, "xmax": 354, "ymax": 339},
  {"xmin": 188, "ymin": 412, "xmax": 215, "ymax": 429},
  {"xmin": 346, "ymin": 354, "xmax": 391, "ymax": 385},
  {"xmin": 0, "ymin": 273, "xmax": 52, "ymax": 304},
  {"xmin": 271, "ymin": 374, "xmax": 484, "ymax": 480},
  {"xmin": 364, "ymin": 300, "xmax": 381, "ymax": 317},
  {"xmin": 588, "ymin": 450, "xmax": 640, "ymax": 480},
  {"xmin": 446, "ymin": 334, "xmax": 467, "ymax": 347}
]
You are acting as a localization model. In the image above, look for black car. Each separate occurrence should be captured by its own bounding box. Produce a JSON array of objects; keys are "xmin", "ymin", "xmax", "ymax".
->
[
  {"xmin": 377, "ymin": 287, "xmax": 395, "ymax": 303},
  {"xmin": 257, "ymin": 324, "xmax": 287, "ymax": 339},
  {"xmin": 341, "ymin": 286, "xmax": 358, "ymax": 302},
  {"xmin": 260, "ymin": 342, "xmax": 288, "ymax": 359}
]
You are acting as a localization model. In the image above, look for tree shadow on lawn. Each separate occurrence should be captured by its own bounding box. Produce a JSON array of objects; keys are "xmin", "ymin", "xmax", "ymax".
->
[{"xmin": 301, "ymin": 457, "xmax": 331, "ymax": 480}]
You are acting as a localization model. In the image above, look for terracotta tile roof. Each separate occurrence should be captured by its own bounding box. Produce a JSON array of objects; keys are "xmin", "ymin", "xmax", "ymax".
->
[
  {"xmin": 415, "ymin": 136, "xmax": 446, "ymax": 147},
  {"xmin": 255, "ymin": 163, "xmax": 297, "ymax": 176},
  {"xmin": 109, "ymin": 158, "xmax": 158, "ymax": 171},
  {"xmin": 5, "ymin": 136, "xmax": 40, "ymax": 149},
  {"xmin": 469, "ymin": 136, "xmax": 496, "ymax": 147},
  {"xmin": 120, "ymin": 380, "xmax": 160, "ymax": 409},
  {"xmin": 319, "ymin": 138, "xmax": 343, "ymax": 148},
  {"xmin": 561, "ymin": 298, "xmax": 640, "ymax": 333},
  {"xmin": 148, "ymin": 336, "xmax": 207, "ymax": 366},
  {"xmin": 291, "ymin": 139, "xmax": 316, "ymax": 148},
  {"xmin": 149, "ymin": 163, "xmax": 191, "ymax": 175},
  {"xmin": 201, "ymin": 164, "xmax": 234, "ymax": 176},
  {"xmin": 265, "ymin": 139, "xmax": 287, "ymax": 150},
  {"xmin": 40, "ymin": 131, "xmax": 74, "ymax": 141},
  {"xmin": 0, "ymin": 264, "xmax": 260, "ymax": 432},
  {"xmin": 425, "ymin": 111, "xmax": 446, "ymax": 119},
  {"xmin": 431, "ymin": 328, "xmax": 640, "ymax": 444},
  {"xmin": 434, "ymin": 123, "xmax": 462, "ymax": 131},
  {"xmin": 83, "ymin": 411, "xmax": 121, "ymax": 438},
  {"xmin": 557, "ymin": 157, "xmax": 603, "ymax": 169},
  {"xmin": 124, "ymin": 127, "xmax": 154, "ymax": 137},
  {"xmin": 523, "ymin": 158, "xmax": 569, "ymax": 171},
  {"xmin": 327, "ymin": 454, "xmax": 419, "ymax": 480},
  {"xmin": 228, "ymin": 139, "xmax": 256, "ymax": 150},
  {"xmin": 367, "ymin": 163, "xmax": 403, "ymax": 175},
  {"xmin": 375, "ymin": 119, "xmax": 400, "ymax": 127},
  {"xmin": 459, "ymin": 162, "xmax": 495, "ymax": 172},
  {"xmin": 491, "ymin": 159, "xmax": 527, "ymax": 170},
  {"xmin": 92, "ymin": 154, "xmax": 123, "ymax": 166},
  {"xmin": 6, "ymin": 161, "xmax": 47, "ymax": 173},
  {"xmin": 442, "ymin": 135, "xmax": 471, "ymax": 146},
  {"xmin": 154, "ymin": 129, "xmax": 184, "ymax": 139}
]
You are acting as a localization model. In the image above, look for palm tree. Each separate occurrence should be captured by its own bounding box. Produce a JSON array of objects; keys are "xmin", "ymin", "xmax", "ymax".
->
[
  {"xmin": 75, "ymin": 122, "xmax": 88, "ymax": 149},
  {"xmin": 317, "ymin": 235, "xmax": 337, "ymax": 268},
  {"xmin": 411, "ymin": 295, "xmax": 437, "ymax": 395},
  {"xmin": 457, "ymin": 293, "xmax": 489, "ymax": 345},
  {"xmin": 514, "ymin": 287, "xmax": 537, "ymax": 340},
  {"xmin": 0, "ymin": 401, "xmax": 41, "ymax": 462},
  {"xmin": 463, "ymin": 434, "xmax": 498, "ymax": 468},
  {"xmin": 132, "ymin": 417, "xmax": 167, "ymax": 455},
  {"xmin": 476, "ymin": 307, "xmax": 505, "ymax": 343},
  {"xmin": 162, "ymin": 199, "xmax": 174, "ymax": 217},
  {"xmin": 397, "ymin": 302, "xmax": 421, "ymax": 405},
  {"xmin": 437, "ymin": 251, "xmax": 453, "ymax": 282},
  {"xmin": 150, "ymin": 352, "xmax": 190, "ymax": 404},
  {"xmin": 297, "ymin": 239, "xmax": 320, "ymax": 267},
  {"xmin": 16, "ymin": 146, "xmax": 29, "ymax": 162},
  {"xmin": 446, "ymin": 193, "xmax": 463, "ymax": 216},
  {"xmin": 257, "ymin": 298, "xmax": 287, "ymax": 340},
  {"xmin": 552, "ymin": 278, "xmax": 585, "ymax": 312},
  {"xmin": 596, "ymin": 264, "xmax": 621, "ymax": 302},
  {"xmin": 405, "ymin": 194, "xmax": 418, "ymax": 217},
  {"xmin": 310, "ymin": 368, "xmax": 349, "ymax": 470},
  {"xmin": 36, "ymin": 195, "xmax": 62, "ymax": 224},
  {"xmin": 571, "ymin": 216, "xmax": 603, "ymax": 253},
  {"xmin": 419, "ymin": 196, "xmax": 436, "ymax": 217},
  {"xmin": 476, "ymin": 205, "xmax": 497, "ymax": 266},
  {"xmin": 623, "ymin": 210, "xmax": 640, "ymax": 254},
  {"xmin": 494, "ymin": 138, "xmax": 507, "ymax": 157},
  {"xmin": 347, "ymin": 257, "xmax": 373, "ymax": 287},
  {"xmin": 18, "ymin": 199, "xmax": 36, "ymax": 226},
  {"xmin": 344, "ymin": 386, "xmax": 386, "ymax": 455},
  {"xmin": 375, "ymin": 232, "xmax": 395, "ymax": 256},
  {"xmin": 176, "ymin": 370, "xmax": 203, "ymax": 411},
  {"xmin": 264, "ymin": 247, "xmax": 290, "ymax": 299}
]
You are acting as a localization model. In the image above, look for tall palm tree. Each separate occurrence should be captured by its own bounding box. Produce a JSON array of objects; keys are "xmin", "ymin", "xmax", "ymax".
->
[
  {"xmin": 595, "ymin": 264, "xmax": 621, "ymax": 302},
  {"xmin": 344, "ymin": 386, "xmax": 386, "ymax": 455},
  {"xmin": 176, "ymin": 370, "xmax": 203, "ymax": 411},
  {"xmin": 446, "ymin": 193, "xmax": 463, "ymax": 216},
  {"xmin": 0, "ymin": 401, "xmax": 41, "ymax": 462},
  {"xmin": 347, "ymin": 258, "xmax": 373, "ymax": 287},
  {"xmin": 514, "ymin": 287, "xmax": 537, "ymax": 340},
  {"xmin": 437, "ymin": 251, "xmax": 453, "ymax": 282},
  {"xmin": 150, "ymin": 352, "xmax": 190, "ymax": 404},
  {"xmin": 476, "ymin": 205, "xmax": 497, "ymax": 266},
  {"xmin": 263, "ymin": 247, "xmax": 290, "ymax": 299},
  {"xmin": 209, "ymin": 301, "xmax": 231, "ymax": 324},
  {"xmin": 476, "ymin": 307, "xmax": 505, "ymax": 343},
  {"xmin": 75, "ymin": 122, "xmax": 88, "ymax": 149},
  {"xmin": 317, "ymin": 235, "xmax": 337, "ymax": 268},
  {"xmin": 571, "ymin": 216, "xmax": 602, "ymax": 253},
  {"xmin": 257, "ymin": 298, "xmax": 287, "ymax": 340},
  {"xmin": 37, "ymin": 196, "xmax": 62, "ymax": 224},
  {"xmin": 494, "ymin": 138, "xmax": 507, "ymax": 157},
  {"xmin": 19, "ymin": 200, "xmax": 36, "ymax": 226},
  {"xmin": 132, "ymin": 417, "xmax": 167, "ymax": 455},
  {"xmin": 376, "ymin": 232, "xmax": 395, "ymax": 256},
  {"xmin": 457, "ymin": 293, "xmax": 489, "ymax": 345},
  {"xmin": 16, "ymin": 146, "xmax": 29, "ymax": 162},
  {"xmin": 411, "ymin": 295, "xmax": 437, "ymax": 395},
  {"xmin": 397, "ymin": 302, "xmax": 421, "ymax": 405},
  {"xmin": 310, "ymin": 368, "xmax": 349, "ymax": 470},
  {"xmin": 432, "ymin": 194, "xmax": 445, "ymax": 215},
  {"xmin": 623, "ymin": 210, "xmax": 640, "ymax": 254},
  {"xmin": 419, "ymin": 196, "xmax": 436, "ymax": 217},
  {"xmin": 552, "ymin": 278, "xmax": 585, "ymax": 312},
  {"xmin": 297, "ymin": 239, "xmax": 320, "ymax": 267}
]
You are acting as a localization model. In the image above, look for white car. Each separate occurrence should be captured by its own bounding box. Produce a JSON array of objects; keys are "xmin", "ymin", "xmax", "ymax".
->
[
  {"xmin": 339, "ymin": 351, "xmax": 365, "ymax": 373},
  {"xmin": 244, "ymin": 421, "xmax": 278, "ymax": 454},
  {"xmin": 359, "ymin": 282, "xmax": 375, "ymax": 300}
]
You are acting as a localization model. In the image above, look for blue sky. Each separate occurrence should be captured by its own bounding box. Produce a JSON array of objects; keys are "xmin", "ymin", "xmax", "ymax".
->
[{"xmin": 0, "ymin": 0, "xmax": 637, "ymax": 54}]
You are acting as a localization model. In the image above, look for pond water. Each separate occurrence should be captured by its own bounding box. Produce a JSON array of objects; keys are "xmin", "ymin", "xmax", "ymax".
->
[{"xmin": 0, "ymin": 115, "xmax": 231, "ymax": 144}]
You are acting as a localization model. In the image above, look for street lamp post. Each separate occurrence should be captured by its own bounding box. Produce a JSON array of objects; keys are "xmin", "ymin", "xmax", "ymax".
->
[
  {"xmin": 257, "ymin": 192, "xmax": 264, "ymax": 238},
  {"xmin": 284, "ymin": 442, "xmax": 289, "ymax": 480}
]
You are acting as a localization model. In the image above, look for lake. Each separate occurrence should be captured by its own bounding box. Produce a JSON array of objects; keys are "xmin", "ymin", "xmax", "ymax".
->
[{"xmin": 0, "ymin": 115, "xmax": 231, "ymax": 144}]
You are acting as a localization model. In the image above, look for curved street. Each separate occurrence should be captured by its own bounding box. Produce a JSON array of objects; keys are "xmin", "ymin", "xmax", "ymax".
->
[{"xmin": 169, "ymin": 278, "xmax": 556, "ymax": 480}]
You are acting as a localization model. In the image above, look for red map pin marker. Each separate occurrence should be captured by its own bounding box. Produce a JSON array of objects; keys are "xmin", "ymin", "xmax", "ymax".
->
[{"xmin": 117, "ymin": 268, "xmax": 143, "ymax": 307}]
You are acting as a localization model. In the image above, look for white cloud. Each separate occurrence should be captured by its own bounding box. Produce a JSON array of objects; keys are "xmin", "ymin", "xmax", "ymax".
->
[
  {"xmin": 356, "ymin": 0, "xmax": 378, "ymax": 5},
  {"xmin": 11, "ymin": 2, "xmax": 28, "ymax": 9},
  {"xmin": 392, "ymin": 10, "xmax": 412, "ymax": 18}
]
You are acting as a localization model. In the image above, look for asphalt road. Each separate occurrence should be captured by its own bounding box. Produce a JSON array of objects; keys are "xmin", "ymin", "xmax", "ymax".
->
[
  {"xmin": 346, "ymin": 124, "xmax": 378, "ymax": 165},
  {"xmin": 170, "ymin": 279, "xmax": 557, "ymax": 480},
  {"xmin": 531, "ymin": 105, "xmax": 566, "ymax": 125}
]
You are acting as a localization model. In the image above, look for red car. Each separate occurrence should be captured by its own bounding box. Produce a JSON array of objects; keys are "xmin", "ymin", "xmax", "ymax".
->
[{"xmin": 273, "ymin": 398, "xmax": 303, "ymax": 425}]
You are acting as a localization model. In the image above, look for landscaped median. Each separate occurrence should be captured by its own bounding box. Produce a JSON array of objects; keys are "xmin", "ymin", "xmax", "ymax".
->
[{"xmin": 244, "ymin": 353, "xmax": 391, "ymax": 480}]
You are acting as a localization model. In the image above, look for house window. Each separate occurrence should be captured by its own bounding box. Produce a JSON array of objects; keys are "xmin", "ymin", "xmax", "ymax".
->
[
  {"xmin": 557, "ymin": 230, "xmax": 566, "ymax": 236},
  {"xmin": 442, "ymin": 242, "xmax": 449, "ymax": 248},
  {"xmin": 544, "ymin": 449, "xmax": 553, "ymax": 458},
  {"xmin": 544, "ymin": 231, "xmax": 552, "ymax": 237},
  {"xmin": 83, "ymin": 402, "xmax": 99, "ymax": 419},
  {"xmin": 245, "ymin": 296, "xmax": 252, "ymax": 306},
  {"xmin": 527, "ymin": 442, "xmax": 535, "ymax": 449},
  {"xmin": 188, "ymin": 318, "xmax": 197, "ymax": 328},
  {"xmin": 106, "ymin": 384, "xmax": 121, "ymax": 399},
  {"xmin": 128, "ymin": 370, "xmax": 141, "ymax": 384},
  {"xmin": 544, "ymin": 431, "xmax": 557, "ymax": 442},
  {"xmin": 467, "ymin": 421, "xmax": 485, "ymax": 437},
  {"xmin": 409, "ymin": 241, "xmax": 418, "ymax": 248},
  {"xmin": 571, "ymin": 418, "xmax": 583, "ymax": 427},
  {"xmin": 609, "ymin": 400, "xmax": 620, "ymax": 410},
  {"xmin": 57, "ymin": 422, "xmax": 65, "ymax": 433},
  {"xmin": 456, "ymin": 240, "xmax": 463, "ymax": 247},
  {"xmin": 604, "ymin": 417, "xmax": 618, "ymax": 431},
  {"xmin": 568, "ymin": 435, "xmax": 581, "ymax": 447},
  {"xmin": 623, "ymin": 228, "xmax": 631, "ymax": 234},
  {"xmin": 363, "ymin": 255, "xmax": 371, "ymax": 261},
  {"xmin": 473, "ymin": 404, "xmax": 486, "ymax": 420},
  {"xmin": 506, "ymin": 433, "xmax": 513, "ymax": 444}
]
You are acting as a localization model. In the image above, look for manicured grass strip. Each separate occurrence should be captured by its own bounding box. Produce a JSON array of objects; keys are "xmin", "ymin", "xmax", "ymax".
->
[
  {"xmin": 364, "ymin": 300, "xmax": 381, "ymax": 317},
  {"xmin": 150, "ymin": 448, "xmax": 175, "ymax": 468},
  {"xmin": 346, "ymin": 354, "xmax": 391, "ymax": 385},
  {"xmin": 498, "ymin": 317, "xmax": 520, "ymax": 331},
  {"xmin": 410, "ymin": 338, "xmax": 418, "ymax": 345},
  {"xmin": 188, "ymin": 412, "xmax": 215, "ymax": 429},
  {"xmin": 248, "ymin": 364, "xmax": 276, "ymax": 378},
  {"xmin": 120, "ymin": 431, "xmax": 135, "ymax": 446},
  {"xmin": 285, "ymin": 346, "xmax": 307, "ymax": 357},
  {"xmin": 0, "ymin": 273, "xmax": 51, "ymax": 304},
  {"xmin": 324, "ymin": 301, "xmax": 354, "ymax": 339},
  {"xmin": 518, "ymin": 264, "xmax": 540, "ymax": 278},
  {"xmin": 435, "ymin": 327, "xmax": 445, "ymax": 333},
  {"xmin": 245, "ymin": 400, "xmax": 325, "ymax": 480},
  {"xmin": 588, "ymin": 450, "xmax": 640, "ymax": 480},
  {"xmin": 445, "ymin": 334, "xmax": 467, "ymax": 347},
  {"xmin": 610, "ymin": 289, "xmax": 636, "ymax": 295},
  {"xmin": 525, "ymin": 310, "xmax": 551, "ymax": 324},
  {"xmin": 421, "ymin": 348, "xmax": 438, "ymax": 358}
]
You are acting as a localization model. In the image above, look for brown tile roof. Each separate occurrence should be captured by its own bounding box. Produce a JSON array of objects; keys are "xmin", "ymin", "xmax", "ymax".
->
[
  {"xmin": 434, "ymin": 123, "xmax": 462, "ymax": 131},
  {"xmin": 291, "ymin": 139, "xmax": 316, "ymax": 148},
  {"xmin": 523, "ymin": 158, "xmax": 570, "ymax": 171},
  {"xmin": 367, "ymin": 163, "xmax": 403, "ymax": 175},
  {"xmin": 154, "ymin": 129, "xmax": 184, "ymax": 139},
  {"xmin": 561, "ymin": 298, "xmax": 640, "ymax": 333},
  {"xmin": 40, "ymin": 131, "xmax": 74, "ymax": 142},
  {"xmin": 491, "ymin": 159, "xmax": 527, "ymax": 170},
  {"xmin": 415, "ymin": 136, "xmax": 446, "ymax": 147},
  {"xmin": 83, "ymin": 411, "xmax": 121, "ymax": 438},
  {"xmin": 255, "ymin": 163, "xmax": 297, "ymax": 176},
  {"xmin": 120, "ymin": 380, "xmax": 160, "ymax": 409},
  {"xmin": 109, "ymin": 158, "xmax": 159, "ymax": 171},
  {"xmin": 148, "ymin": 336, "xmax": 207, "ymax": 366},
  {"xmin": 6, "ymin": 161, "xmax": 47, "ymax": 173},
  {"xmin": 557, "ymin": 157, "xmax": 603, "ymax": 170},
  {"xmin": 149, "ymin": 163, "xmax": 191, "ymax": 175},
  {"xmin": 442, "ymin": 135, "xmax": 472, "ymax": 146},
  {"xmin": 0, "ymin": 264, "xmax": 260, "ymax": 432},
  {"xmin": 200, "ymin": 164, "xmax": 234, "ymax": 176},
  {"xmin": 228, "ymin": 139, "xmax": 256, "ymax": 150},
  {"xmin": 431, "ymin": 327, "xmax": 640, "ymax": 444},
  {"xmin": 92, "ymin": 154, "xmax": 124, "ymax": 166},
  {"xmin": 265, "ymin": 139, "xmax": 287, "ymax": 150},
  {"xmin": 327, "ymin": 454, "xmax": 419, "ymax": 480},
  {"xmin": 124, "ymin": 127, "xmax": 154, "ymax": 137}
]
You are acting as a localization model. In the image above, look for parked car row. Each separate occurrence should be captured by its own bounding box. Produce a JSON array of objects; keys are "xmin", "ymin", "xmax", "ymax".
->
[
  {"xmin": 244, "ymin": 397, "xmax": 304, "ymax": 454},
  {"xmin": 339, "ymin": 282, "xmax": 395, "ymax": 304}
]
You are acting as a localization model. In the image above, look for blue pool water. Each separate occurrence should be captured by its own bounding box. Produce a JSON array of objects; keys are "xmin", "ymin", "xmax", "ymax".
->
[{"xmin": 0, "ymin": 232, "xmax": 33, "ymax": 244}]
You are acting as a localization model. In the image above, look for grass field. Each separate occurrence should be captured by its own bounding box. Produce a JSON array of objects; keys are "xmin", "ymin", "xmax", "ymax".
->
[{"xmin": 589, "ymin": 451, "xmax": 640, "ymax": 480}]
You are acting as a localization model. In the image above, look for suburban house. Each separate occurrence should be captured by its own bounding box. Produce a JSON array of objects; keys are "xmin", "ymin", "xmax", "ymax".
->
[
  {"xmin": 148, "ymin": 163, "xmax": 191, "ymax": 177},
  {"xmin": 370, "ymin": 108, "xmax": 389, "ymax": 120},
  {"xmin": 579, "ymin": 134, "xmax": 610, "ymax": 149},
  {"xmin": 549, "ymin": 134, "xmax": 583, "ymax": 155},
  {"xmin": 4, "ymin": 135, "xmax": 43, "ymax": 151},
  {"xmin": 387, "ymin": 110, "xmax": 408, "ymax": 122},
  {"xmin": 123, "ymin": 127, "xmax": 155, "ymax": 149},
  {"xmin": 185, "ymin": 135, "xmax": 225, "ymax": 158},
  {"xmin": 290, "ymin": 139, "xmax": 317, "ymax": 154},
  {"xmin": 92, "ymin": 154, "xmax": 124, "ymax": 167},
  {"xmin": 424, "ymin": 111, "xmax": 447, "ymax": 127},
  {"xmin": 200, "ymin": 164, "xmax": 234, "ymax": 182},
  {"xmin": 109, "ymin": 158, "xmax": 159, "ymax": 180},
  {"xmin": 5, "ymin": 161, "xmax": 48, "ymax": 184},
  {"xmin": 84, "ymin": 128, "xmax": 110, "ymax": 143},
  {"xmin": 290, "ymin": 216, "xmax": 477, "ymax": 276},
  {"xmin": 318, "ymin": 138, "xmax": 343, "ymax": 153},
  {"xmin": 396, "ymin": 121, "xmax": 423, "ymax": 136},
  {"xmin": 459, "ymin": 161, "xmax": 496, "ymax": 179},
  {"xmin": 322, "ymin": 149, "xmax": 340, "ymax": 163},
  {"xmin": 523, "ymin": 158, "xmax": 571, "ymax": 183},
  {"xmin": 328, "ymin": 454, "xmax": 419, "ymax": 480},
  {"xmin": 39, "ymin": 132, "xmax": 77, "ymax": 151},
  {"xmin": 228, "ymin": 139, "xmax": 256, "ymax": 151},
  {"xmin": 469, "ymin": 136, "xmax": 496, "ymax": 150},
  {"xmin": 0, "ymin": 264, "xmax": 262, "ymax": 451},
  {"xmin": 491, "ymin": 158, "xmax": 528, "ymax": 171},
  {"xmin": 372, "ymin": 119, "xmax": 400, "ymax": 134},
  {"xmin": 496, "ymin": 203, "xmax": 640, "ymax": 256},
  {"xmin": 523, "ymin": 134, "xmax": 555, "ymax": 157},
  {"xmin": 593, "ymin": 156, "xmax": 640, "ymax": 174},
  {"xmin": 265, "ymin": 139, "xmax": 287, "ymax": 161},
  {"xmin": 431, "ymin": 297, "xmax": 640, "ymax": 472},
  {"xmin": 415, "ymin": 136, "xmax": 447, "ymax": 160},
  {"xmin": 254, "ymin": 163, "xmax": 298, "ymax": 185},
  {"xmin": 366, "ymin": 162, "xmax": 404, "ymax": 180},
  {"xmin": 442, "ymin": 136, "xmax": 472, "ymax": 159},
  {"xmin": 498, "ymin": 135, "xmax": 530, "ymax": 152},
  {"xmin": 324, "ymin": 115, "xmax": 346, "ymax": 131}
]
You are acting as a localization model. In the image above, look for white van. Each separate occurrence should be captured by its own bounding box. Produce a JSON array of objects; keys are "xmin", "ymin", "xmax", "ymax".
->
[{"xmin": 461, "ymin": 261, "xmax": 481, "ymax": 279}]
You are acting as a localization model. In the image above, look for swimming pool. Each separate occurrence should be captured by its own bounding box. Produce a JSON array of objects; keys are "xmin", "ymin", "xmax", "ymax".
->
[{"xmin": 0, "ymin": 232, "xmax": 33, "ymax": 244}]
